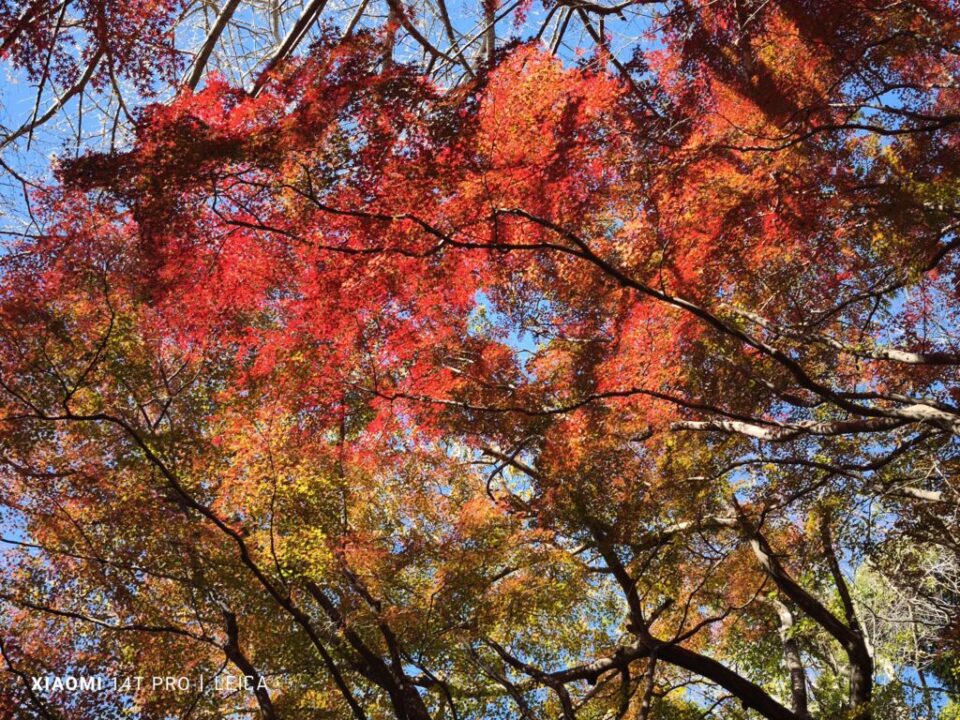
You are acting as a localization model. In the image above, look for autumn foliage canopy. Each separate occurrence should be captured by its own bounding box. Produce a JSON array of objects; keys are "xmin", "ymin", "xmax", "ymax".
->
[{"xmin": 1, "ymin": 2, "xmax": 960, "ymax": 719}]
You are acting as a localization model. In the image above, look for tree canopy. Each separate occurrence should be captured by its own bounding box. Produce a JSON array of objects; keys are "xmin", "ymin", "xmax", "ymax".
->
[{"xmin": 1, "ymin": 2, "xmax": 960, "ymax": 719}]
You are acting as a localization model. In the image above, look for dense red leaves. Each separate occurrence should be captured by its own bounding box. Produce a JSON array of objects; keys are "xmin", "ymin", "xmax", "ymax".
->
[
  {"xmin": 0, "ymin": 0, "xmax": 186, "ymax": 91},
  {"xmin": 2, "ymin": 4, "xmax": 960, "ymax": 718},
  {"xmin": 24, "ymin": 17, "xmax": 960, "ymax": 571}
]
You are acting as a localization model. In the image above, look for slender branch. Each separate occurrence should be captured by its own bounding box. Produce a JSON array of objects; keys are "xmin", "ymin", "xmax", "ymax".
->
[
  {"xmin": 0, "ymin": 47, "xmax": 105, "ymax": 152},
  {"xmin": 184, "ymin": 0, "xmax": 243, "ymax": 90},
  {"xmin": 252, "ymin": 0, "xmax": 331, "ymax": 95}
]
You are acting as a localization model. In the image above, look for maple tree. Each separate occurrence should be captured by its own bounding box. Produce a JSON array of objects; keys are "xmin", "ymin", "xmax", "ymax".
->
[{"xmin": 2, "ymin": 1, "xmax": 960, "ymax": 719}]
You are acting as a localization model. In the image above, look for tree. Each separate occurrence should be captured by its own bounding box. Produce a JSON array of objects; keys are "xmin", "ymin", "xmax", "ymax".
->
[{"xmin": 1, "ymin": 2, "xmax": 959, "ymax": 719}]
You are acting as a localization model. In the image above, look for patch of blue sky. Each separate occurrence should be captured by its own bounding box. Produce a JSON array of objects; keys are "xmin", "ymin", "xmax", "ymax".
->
[{"xmin": 469, "ymin": 289, "xmax": 539, "ymax": 353}]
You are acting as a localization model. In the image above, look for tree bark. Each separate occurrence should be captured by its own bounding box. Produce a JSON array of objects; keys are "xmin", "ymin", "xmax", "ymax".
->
[{"xmin": 772, "ymin": 599, "xmax": 810, "ymax": 719}]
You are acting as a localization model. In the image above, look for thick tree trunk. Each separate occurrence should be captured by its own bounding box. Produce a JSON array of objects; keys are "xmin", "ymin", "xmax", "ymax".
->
[
  {"xmin": 820, "ymin": 514, "xmax": 873, "ymax": 719},
  {"xmin": 773, "ymin": 600, "xmax": 810, "ymax": 719},
  {"xmin": 847, "ymin": 643, "xmax": 873, "ymax": 719},
  {"xmin": 391, "ymin": 684, "xmax": 433, "ymax": 720},
  {"xmin": 655, "ymin": 642, "xmax": 800, "ymax": 720}
]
